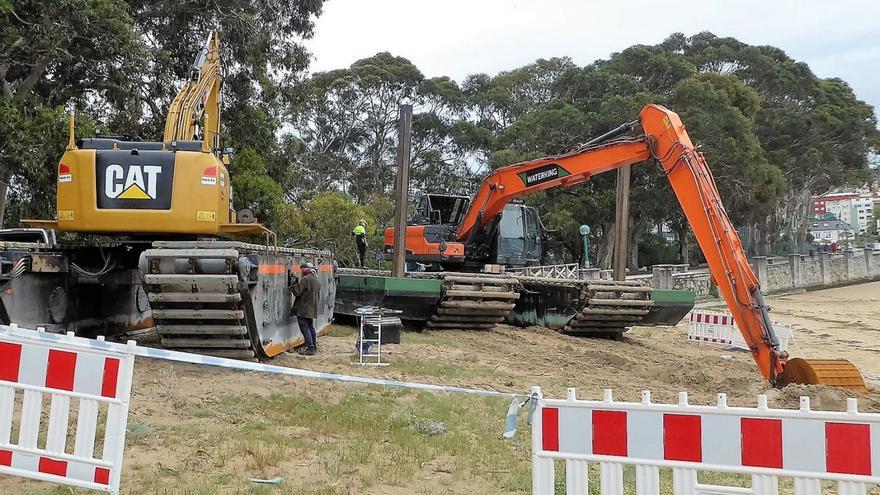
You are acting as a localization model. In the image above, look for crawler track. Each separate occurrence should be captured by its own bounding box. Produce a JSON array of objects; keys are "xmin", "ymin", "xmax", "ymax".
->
[
  {"xmin": 141, "ymin": 241, "xmax": 335, "ymax": 359},
  {"xmin": 513, "ymin": 276, "xmax": 653, "ymax": 337},
  {"xmin": 563, "ymin": 280, "xmax": 653, "ymax": 337},
  {"xmin": 427, "ymin": 273, "xmax": 519, "ymax": 329}
]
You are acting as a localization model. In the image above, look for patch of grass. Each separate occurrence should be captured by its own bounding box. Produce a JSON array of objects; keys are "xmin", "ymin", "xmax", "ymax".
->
[
  {"xmin": 126, "ymin": 419, "xmax": 155, "ymax": 445},
  {"xmin": 210, "ymin": 387, "xmax": 532, "ymax": 492},
  {"xmin": 189, "ymin": 407, "xmax": 218, "ymax": 418},
  {"xmin": 327, "ymin": 324, "xmax": 358, "ymax": 338},
  {"xmin": 400, "ymin": 330, "xmax": 461, "ymax": 347},
  {"xmin": 392, "ymin": 357, "xmax": 516, "ymax": 382}
]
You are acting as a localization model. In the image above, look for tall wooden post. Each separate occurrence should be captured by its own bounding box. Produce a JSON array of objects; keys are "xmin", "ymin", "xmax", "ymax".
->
[
  {"xmin": 391, "ymin": 104, "xmax": 413, "ymax": 278},
  {"xmin": 613, "ymin": 165, "xmax": 631, "ymax": 281}
]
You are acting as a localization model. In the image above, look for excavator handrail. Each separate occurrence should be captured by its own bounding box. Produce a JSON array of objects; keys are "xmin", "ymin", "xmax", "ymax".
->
[{"xmin": 453, "ymin": 104, "xmax": 788, "ymax": 383}]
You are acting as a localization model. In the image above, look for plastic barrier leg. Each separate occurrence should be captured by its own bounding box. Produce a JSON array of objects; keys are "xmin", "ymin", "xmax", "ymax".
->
[
  {"xmin": 565, "ymin": 459, "xmax": 588, "ymax": 495},
  {"xmin": 600, "ymin": 462, "xmax": 623, "ymax": 495},
  {"xmin": 672, "ymin": 468, "xmax": 697, "ymax": 495},
  {"xmin": 837, "ymin": 481, "xmax": 867, "ymax": 495},
  {"xmin": 636, "ymin": 464, "xmax": 660, "ymax": 495},
  {"xmin": 752, "ymin": 474, "xmax": 779, "ymax": 495},
  {"xmin": 793, "ymin": 477, "xmax": 821, "ymax": 495},
  {"xmin": 532, "ymin": 457, "xmax": 554, "ymax": 495}
]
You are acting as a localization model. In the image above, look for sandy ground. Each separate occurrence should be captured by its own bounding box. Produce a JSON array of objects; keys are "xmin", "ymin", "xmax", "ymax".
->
[
  {"xmin": 755, "ymin": 284, "xmax": 880, "ymax": 378},
  {"xmin": 2, "ymin": 281, "xmax": 880, "ymax": 493}
]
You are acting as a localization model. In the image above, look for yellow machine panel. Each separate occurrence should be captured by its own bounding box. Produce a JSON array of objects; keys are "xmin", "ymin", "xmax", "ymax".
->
[{"xmin": 41, "ymin": 140, "xmax": 238, "ymax": 236}]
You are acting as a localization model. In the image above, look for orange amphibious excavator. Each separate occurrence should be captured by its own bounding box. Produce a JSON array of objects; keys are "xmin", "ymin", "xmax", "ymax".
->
[{"xmin": 388, "ymin": 104, "xmax": 866, "ymax": 392}]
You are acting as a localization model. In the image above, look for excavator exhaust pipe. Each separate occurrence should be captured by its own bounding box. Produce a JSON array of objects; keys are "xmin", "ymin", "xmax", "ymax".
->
[{"xmin": 777, "ymin": 358, "xmax": 868, "ymax": 394}]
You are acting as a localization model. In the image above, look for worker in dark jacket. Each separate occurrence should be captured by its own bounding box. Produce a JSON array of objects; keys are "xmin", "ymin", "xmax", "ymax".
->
[{"xmin": 289, "ymin": 261, "xmax": 321, "ymax": 355}]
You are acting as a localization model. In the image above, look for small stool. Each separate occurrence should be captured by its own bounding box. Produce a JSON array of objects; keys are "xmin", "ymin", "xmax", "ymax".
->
[{"xmin": 354, "ymin": 306, "xmax": 401, "ymax": 366}]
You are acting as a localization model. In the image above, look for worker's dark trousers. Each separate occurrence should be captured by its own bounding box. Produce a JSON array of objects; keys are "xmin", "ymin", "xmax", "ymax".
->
[
  {"xmin": 356, "ymin": 239, "xmax": 367, "ymax": 267},
  {"xmin": 297, "ymin": 317, "xmax": 317, "ymax": 351}
]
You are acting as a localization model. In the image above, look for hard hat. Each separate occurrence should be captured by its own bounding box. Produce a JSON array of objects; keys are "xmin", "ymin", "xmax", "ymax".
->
[{"xmin": 300, "ymin": 261, "xmax": 316, "ymax": 270}]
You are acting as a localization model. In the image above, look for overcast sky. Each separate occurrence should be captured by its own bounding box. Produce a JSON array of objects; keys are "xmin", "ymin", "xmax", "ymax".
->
[{"xmin": 305, "ymin": 0, "xmax": 880, "ymax": 117}]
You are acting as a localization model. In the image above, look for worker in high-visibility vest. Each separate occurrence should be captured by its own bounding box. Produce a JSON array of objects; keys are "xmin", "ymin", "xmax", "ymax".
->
[{"xmin": 352, "ymin": 219, "xmax": 368, "ymax": 267}]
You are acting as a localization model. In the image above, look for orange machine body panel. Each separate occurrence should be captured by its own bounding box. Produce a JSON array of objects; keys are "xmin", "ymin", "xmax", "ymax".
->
[{"xmin": 383, "ymin": 225, "xmax": 465, "ymax": 262}]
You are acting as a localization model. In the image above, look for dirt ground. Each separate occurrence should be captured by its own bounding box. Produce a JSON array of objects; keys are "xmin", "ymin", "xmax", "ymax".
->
[{"xmin": 2, "ymin": 282, "xmax": 880, "ymax": 494}]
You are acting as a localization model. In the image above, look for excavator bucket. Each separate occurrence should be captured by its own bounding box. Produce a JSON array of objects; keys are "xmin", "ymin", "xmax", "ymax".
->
[{"xmin": 777, "ymin": 358, "xmax": 868, "ymax": 394}]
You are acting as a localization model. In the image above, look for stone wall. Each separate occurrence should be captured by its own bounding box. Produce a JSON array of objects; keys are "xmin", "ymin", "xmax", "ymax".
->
[{"xmin": 647, "ymin": 249, "xmax": 880, "ymax": 299}]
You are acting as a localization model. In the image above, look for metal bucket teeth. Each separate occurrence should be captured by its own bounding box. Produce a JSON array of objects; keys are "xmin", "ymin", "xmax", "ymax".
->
[{"xmin": 426, "ymin": 273, "xmax": 519, "ymax": 330}]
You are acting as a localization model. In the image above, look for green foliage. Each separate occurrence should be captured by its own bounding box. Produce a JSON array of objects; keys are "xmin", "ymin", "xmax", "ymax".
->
[
  {"xmin": 2, "ymin": 12, "xmax": 878, "ymax": 270},
  {"xmin": 292, "ymin": 52, "xmax": 483, "ymax": 202},
  {"xmin": 489, "ymin": 149, "xmax": 543, "ymax": 170},
  {"xmin": 638, "ymin": 233, "xmax": 680, "ymax": 267},
  {"xmin": 277, "ymin": 192, "xmax": 382, "ymax": 267},
  {"xmin": 229, "ymin": 148, "xmax": 283, "ymax": 223},
  {"xmin": 0, "ymin": 0, "xmax": 141, "ymax": 224}
]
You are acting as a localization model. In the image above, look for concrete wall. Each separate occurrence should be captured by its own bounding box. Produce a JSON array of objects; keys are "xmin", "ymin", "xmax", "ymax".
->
[{"xmin": 648, "ymin": 249, "xmax": 880, "ymax": 299}]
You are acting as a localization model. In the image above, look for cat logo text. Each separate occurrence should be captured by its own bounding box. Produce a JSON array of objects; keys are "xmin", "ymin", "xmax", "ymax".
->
[{"xmin": 104, "ymin": 164, "xmax": 162, "ymax": 200}]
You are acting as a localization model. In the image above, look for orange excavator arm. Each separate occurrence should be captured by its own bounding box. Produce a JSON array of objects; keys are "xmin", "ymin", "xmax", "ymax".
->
[{"xmin": 455, "ymin": 104, "xmax": 864, "ymax": 390}]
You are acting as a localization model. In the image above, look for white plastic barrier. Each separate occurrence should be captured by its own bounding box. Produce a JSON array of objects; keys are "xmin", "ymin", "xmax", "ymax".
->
[
  {"xmin": 532, "ymin": 386, "xmax": 880, "ymax": 495},
  {"xmin": 0, "ymin": 327, "xmax": 135, "ymax": 494},
  {"xmin": 688, "ymin": 310, "xmax": 793, "ymax": 352}
]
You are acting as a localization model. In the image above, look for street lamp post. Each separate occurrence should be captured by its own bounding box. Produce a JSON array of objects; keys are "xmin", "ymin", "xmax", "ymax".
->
[{"xmin": 579, "ymin": 224, "xmax": 591, "ymax": 268}]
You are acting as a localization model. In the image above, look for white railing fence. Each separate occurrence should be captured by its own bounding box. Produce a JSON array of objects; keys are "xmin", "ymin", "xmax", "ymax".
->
[
  {"xmin": 532, "ymin": 386, "xmax": 879, "ymax": 495},
  {"xmin": 509, "ymin": 263, "xmax": 581, "ymax": 280}
]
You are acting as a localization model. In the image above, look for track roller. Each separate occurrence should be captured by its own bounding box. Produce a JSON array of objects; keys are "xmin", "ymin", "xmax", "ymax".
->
[
  {"xmin": 563, "ymin": 280, "xmax": 653, "ymax": 337},
  {"xmin": 427, "ymin": 273, "xmax": 519, "ymax": 330}
]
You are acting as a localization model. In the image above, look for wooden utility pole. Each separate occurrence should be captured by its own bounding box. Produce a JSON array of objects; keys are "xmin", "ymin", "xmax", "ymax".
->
[
  {"xmin": 391, "ymin": 104, "xmax": 413, "ymax": 278},
  {"xmin": 613, "ymin": 165, "xmax": 631, "ymax": 281}
]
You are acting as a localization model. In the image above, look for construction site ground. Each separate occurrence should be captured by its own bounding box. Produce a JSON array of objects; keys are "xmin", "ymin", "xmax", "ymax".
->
[{"xmin": 4, "ymin": 282, "xmax": 880, "ymax": 494}]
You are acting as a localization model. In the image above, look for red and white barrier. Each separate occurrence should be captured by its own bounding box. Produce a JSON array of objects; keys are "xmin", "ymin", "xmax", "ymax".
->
[
  {"xmin": 532, "ymin": 386, "xmax": 880, "ymax": 495},
  {"xmin": 0, "ymin": 326, "xmax": 135, "ymax": 494},
  {"xmin": 688, "ymin": 309, "xmax": 793, "ymax": 352}
]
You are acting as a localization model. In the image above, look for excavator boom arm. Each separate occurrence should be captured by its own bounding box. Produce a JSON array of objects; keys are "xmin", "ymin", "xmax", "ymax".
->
[
  {"xmin": 639, "ymin": 105, "xmax": 779, "ymax": 380},
  {"xmin": 163, "ymin": 32, "xmax": 222, "ymax": 146},
  {"xmin": 455, "ymin": 104, "xmax": 784, "ymax": 381}
]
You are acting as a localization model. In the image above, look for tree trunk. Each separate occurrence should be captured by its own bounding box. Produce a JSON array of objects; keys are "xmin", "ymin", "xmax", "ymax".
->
[
  {"xmin": 677, "ymin": 227, "xmax": 689, "ymax": 265},
  {"xmin": 627, "ymin": 218, "xmax": 648, "ymax": 271},
  {"xmin": 0, "ymin": 179, "xmax": 8, "ymax": 228},
  {"xmin": 0, "ymin": 166, "xmax": 11, "ymax": 228},
  {"xmin": 596, "ymin": 222, "xmax": 615, "ymax": 269},
  {"xmin": 756, "ymin": 218, "xmax": 770, "ymax": 256}
]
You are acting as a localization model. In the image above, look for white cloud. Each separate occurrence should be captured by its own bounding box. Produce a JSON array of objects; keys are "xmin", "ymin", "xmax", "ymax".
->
[{"xmin": 306, "ymin": 0, "xmax": 880, "ymax": 113}]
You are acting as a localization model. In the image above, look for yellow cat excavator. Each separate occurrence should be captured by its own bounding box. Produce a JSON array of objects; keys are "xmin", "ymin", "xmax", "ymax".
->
[{"xmin": 3, "ymin": 32, "xmax": 336, "ymax": 359}]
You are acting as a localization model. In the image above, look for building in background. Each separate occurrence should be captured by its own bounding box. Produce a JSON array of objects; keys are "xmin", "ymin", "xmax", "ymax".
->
[
  {"xmin": 808, "ymin": 218, "xmax": 853, "ymax": 245},
  {"xmin": 811, "ymin": 190, "xmax": 879, "ymax": 234}
]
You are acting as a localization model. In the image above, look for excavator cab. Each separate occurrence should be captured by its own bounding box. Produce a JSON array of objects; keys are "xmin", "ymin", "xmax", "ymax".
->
[
  {"xmin": 492, "ymin": 203, "xmax": 543, "ymax": 267},
  {"xmin": 384, "ymin": 195, "xmax": 544, "ymax": 269},
  {"xmin": 411, "ymin": 194, "xmax": 470, "ymax": 226},
  {"xmin": 383, "ymin": 193, "xmax": 470, "ymax": 266}
]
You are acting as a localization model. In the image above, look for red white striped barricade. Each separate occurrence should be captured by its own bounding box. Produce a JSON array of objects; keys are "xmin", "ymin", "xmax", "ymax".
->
[
  {"xmin": 532, "ymin": 386, "xmax": 880, "ymax": 495},
  {"xmin": 0, "ymin": 325, "xmax": 135, "ymax": 494},
  {"xmin": 687, "ymin": 310, "xmax": 793, "ymax": 352}
]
